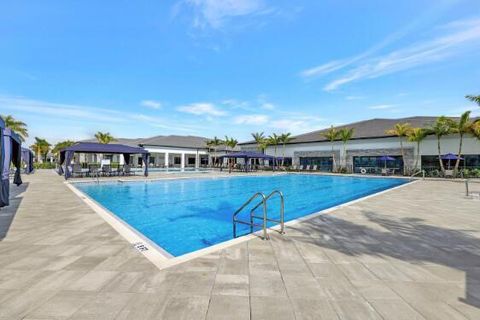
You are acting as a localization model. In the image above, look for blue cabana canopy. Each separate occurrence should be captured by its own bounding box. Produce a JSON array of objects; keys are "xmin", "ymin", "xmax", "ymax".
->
[
  {"xmin": 1, "ymin": 127, "xmax": 23, "ymax": 208},
  {"xmin": 59, "ymin": 142, "xmax": 149, "ymax": 179},
  {"xmin": 378, "ymin": 155, "xmax": 396, "ymax": 161},
  {"xmin": 21, "ymin": 148, "xmax": 34, "ymax": 174},
  {"xmin": 441, "ymin": 153, "xmax": 463, "ymax": 160},
  {"xmin": 220, "ymin": 151, "xmax": 275, "ymax": 160}
]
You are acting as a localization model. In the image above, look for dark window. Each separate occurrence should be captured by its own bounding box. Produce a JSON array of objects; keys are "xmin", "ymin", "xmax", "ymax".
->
[
  {"xmin": 353, "ymin": 156, "xmax": 403, "ymax": 174},
  {"xmin": 187, "ymin": 157, "xmax": 196, "ymax": 165},
  {"xmin": 174, "ymin": 156, "xmax": 181, "ymax": 165},
  {"xmin": 299, "ymin": 157, "xmax": 332, "ymax": 171},
  {"xmin": 422, "ymin": 154, "xmax": 480, "ymax": 171}
]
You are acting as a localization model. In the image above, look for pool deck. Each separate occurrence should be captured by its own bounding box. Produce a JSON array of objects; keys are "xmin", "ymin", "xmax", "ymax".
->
[{"xmin": 0, "ymin": 170, "xmax": 479, "ymax": 319}]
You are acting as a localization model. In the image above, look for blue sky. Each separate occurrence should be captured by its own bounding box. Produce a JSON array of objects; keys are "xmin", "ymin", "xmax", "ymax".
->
[{"xmin": 1, "ymin": 0, "xmax": 479, "ymax": 145}]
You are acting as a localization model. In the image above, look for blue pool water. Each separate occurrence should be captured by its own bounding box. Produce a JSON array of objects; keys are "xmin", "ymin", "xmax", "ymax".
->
[{"xmin": 75, "ymin": 174, "xmax": 407, "ymax": 256}]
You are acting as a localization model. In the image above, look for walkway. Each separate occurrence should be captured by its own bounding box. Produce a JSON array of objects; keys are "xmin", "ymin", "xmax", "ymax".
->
[{"xmin": 0, "ymin": 170, "xmax": 479, "ymax": 319}]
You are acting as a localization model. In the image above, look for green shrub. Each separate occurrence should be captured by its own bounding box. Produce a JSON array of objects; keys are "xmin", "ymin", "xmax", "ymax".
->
[{"xmin": 33, "ymin": 162, "xmax": 56, "ymax": 169}]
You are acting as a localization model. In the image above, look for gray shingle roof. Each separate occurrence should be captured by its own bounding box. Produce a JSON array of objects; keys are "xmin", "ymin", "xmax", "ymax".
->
[
  {"xmin": 81, "ymin": 135, "xmax": 210, "ymax": 149},
  {"xmin": 138, "ymin": 135, "xmax": 209, "ymax": 149},
  {"xmin": 239, "ymin": 116, "xmax": 471, "ymax": 145},
  {"xmin": 80, "ymin": 138, "xmax": 144, "ymax": 147}
]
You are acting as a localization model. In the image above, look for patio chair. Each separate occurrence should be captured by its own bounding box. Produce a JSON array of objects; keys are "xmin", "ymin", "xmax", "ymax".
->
[
  {"xmin": 123, "ymin": 164, "xmax": 134, "ymax": 176},
  {"xmin": 292, "ymin": 165, "xmax": 297, "ymax": 171},
  {"xmin": 298, "ymin": 165, "xmax": 304, "ymax": 171},
  {"xmin": 312, "ymin": 165, "xmax": 318, "ymax": 171},
  {"xmin": 102, "ymin": 165, "xmax": 112, "ymax": 177},
  {"xmin": 305, "ymin": 165, "xmax": 310, "ymax": 171},
  {"xmin": 72, "ymin": 164, "xmax": 84, "ymax": 178},
  {"xmin": 381, "ymin": 168, "xmax": 389, "ymax": 176},
  {"xmin": 88, "ymin": 165, "xmax": 100, "ymax": 178}
]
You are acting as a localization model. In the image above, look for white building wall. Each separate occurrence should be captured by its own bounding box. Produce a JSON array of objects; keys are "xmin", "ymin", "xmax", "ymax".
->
[{"xmin": 244, "ymin": 134, "xmax": 480, "ymax": 167}]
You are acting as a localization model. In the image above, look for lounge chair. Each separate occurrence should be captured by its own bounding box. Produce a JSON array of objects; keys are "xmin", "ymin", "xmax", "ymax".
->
[
  {"xmin": 444, "ymin": 169, "xmax": 455, "ymax": 178},
  {"xmin": 305, "ymin": 165, "xmax": 310, "ymax": 171},
  {"xmin": 381, "ymin": 168, "xmax": 388, "ymax": 176},
  {"xmin": 298, "ymin": 165, "xmax": 304, "ymax": 171},
  {"xmin": 292, "ymin": 165, "xmax": 297, "ymax": 171},
  {"xmin": 312, "ymin": 165, "xmax": 318, "ymax": 171}
]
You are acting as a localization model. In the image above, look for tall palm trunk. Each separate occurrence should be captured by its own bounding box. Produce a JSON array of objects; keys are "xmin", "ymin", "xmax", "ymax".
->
[
  {"xmin": 413, "ymin": 141, "xmax": 420, "ymax": 171},
  {"xmin": 454, "ymin": 134, "xmax": 464, "ymax": 172},
  {"xmin": 331, "ymin": 142, "xmax": 336, "ymax": 172},
  {"xmin": 282, "ymin": 143, "xmax": 286, "ymax": 166},
  {"xmin": 343, "ymin": 142, "xmax": 347, "ymax": 169},
  {"xmin": 399, "ymin": 137, "xmax": 406, "ymax": 175},
  {"xmin": 437, "ymin": 137, "xmax": 445, "ymax": 173}
]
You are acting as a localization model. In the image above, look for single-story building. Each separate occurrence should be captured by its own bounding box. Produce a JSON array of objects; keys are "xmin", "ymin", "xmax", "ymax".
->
[
  {"xmin": 239, "ymin": 116, "xmax": 480, "ymax": 174},
  {"xmin": 76, "ymin": 135, "xmax": 240, "ymax": 169}
]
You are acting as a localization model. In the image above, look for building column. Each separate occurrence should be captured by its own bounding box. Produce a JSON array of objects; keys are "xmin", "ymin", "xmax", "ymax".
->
[
  {"xmin": 164, "ymin": 152, "xmax": 169, "ymax": 168},
  {"xmin": 195, "ymin": 152, "xmax": 200, "ymax": 168},
  {"xmin": 181, "ymin": 152, "xmax": 185, "ymax": 169}
]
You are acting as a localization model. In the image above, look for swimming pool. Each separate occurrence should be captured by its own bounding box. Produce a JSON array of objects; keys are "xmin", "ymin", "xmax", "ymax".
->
[{"xmin": 75, "ymin": 174, "xmax": 407, "ymax": 257}]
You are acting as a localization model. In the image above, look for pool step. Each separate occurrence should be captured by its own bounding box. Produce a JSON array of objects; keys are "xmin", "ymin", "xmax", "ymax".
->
[{"xmin": 232, "ymin": 190, "xmax": 285, "ymax": 240}]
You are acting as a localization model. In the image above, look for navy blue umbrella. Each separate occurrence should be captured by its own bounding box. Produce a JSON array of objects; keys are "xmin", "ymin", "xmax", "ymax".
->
[
  {"xmin": 378, "ymin": 155, "xmax": 395, "ymax": 169},
  {"xmin": 441, "ymin": 153, "xmax": 463, "ymax": 169}
]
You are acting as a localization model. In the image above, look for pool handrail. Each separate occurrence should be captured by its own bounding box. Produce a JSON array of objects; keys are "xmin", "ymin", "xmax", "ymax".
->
[
  {"xmin": 233, "ymin": 192, "xmax": 268, "ymax": 240},
  {"xmin": 410, "ymin": 169, "xmax": 425, "ymax": 180},
  {"xmin": 250, "ymin": 190, "xmax": 285, "ymax": 235}
]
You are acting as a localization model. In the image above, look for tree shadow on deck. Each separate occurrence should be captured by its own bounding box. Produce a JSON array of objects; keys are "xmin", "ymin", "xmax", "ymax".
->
[
  {"xmin": 289, "ymin": 211, "xmax": 480, "ymax": 309},
  {"xmin": 0, "ymin": 182, "xmax": 28, "ymax": 240}
]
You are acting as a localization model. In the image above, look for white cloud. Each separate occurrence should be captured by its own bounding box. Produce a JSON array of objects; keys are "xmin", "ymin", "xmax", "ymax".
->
[
  {"xmin": 177, "ymin": 102, "xmax": 227, "ymax": 116},
  {"xmin": 260, "ymin": 102, "xmax": 275, "ymax": 110},
  {"xmin": 345, "ymin": 95, "xmax": 365, "ymax": 100},
  {"xmin": 322, "ymin": 18, "xmax": 480, "ymax": 91},
  {"xmin": 0, "ymin": 95, "xmax": 201, "ymax": 139},
  {"xmin": 180, "ymin": 0, "xmax": 269, "ymax": 29},
  {"xmin": 141, "ymin": 100, "xmax": 162, "ymax": 109},
  {"xmin": 368, "ymin": 104, "xmax": 396, "ymax": 110},
  {"xmin": 268, "ymin": 116, "xmax": 329, "ymax": 135},
  {"xmin": 234, "ymin": 114, "xmax": 269, "ymax": 125}
]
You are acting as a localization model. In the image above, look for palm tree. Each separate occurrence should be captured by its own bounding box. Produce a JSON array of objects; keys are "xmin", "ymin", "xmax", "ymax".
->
[
  {"xmin": 52, "ymin": 140, "xmax": 75, "ymax": 157},
  {"xmin": 279, "ymin": 133, "xmax": 293, "ymax": 166},
  {"xmin": 251, "ymin": 132, "xmax": 266, "ymax": 153},
  {"xmin": 207, "ymin": 136, "xmax": 223, "ymax": 166},
  {"xmin": 323, "ymin": 126, "xmax": 339, "ymax": 172},
  {"xmin": 1, "ymin": 115, "xmax": 28, "ymax": 142},
  {"xmin": 466, "ymin": 94, "xmax": 480, "ymax": 106},
  {"xmin": 427, "ymin": 116, "xmax": 456, "ymax": 174},
  {"xmin": 30, "ymin": 137, "xmax": 51, "ymax": 163},
  {"xmin": 385, "ymin": 123, "xmax": 412, "ymax": 175},
  {"xmin": 452, "ymin": 111, "xmax": 473, "ymax": 173},
  {"xmin": 268, "ymin": 133, "xmax": 281, "ymax": 168},
  {"xmin": 472, "ymin": 121, "xmax": 480, "ymax": 141},
  {"xmin": 338, "ymin": 128, "xmax": 354, "ymax": 171},
  {"xmin": 224, "ymin": 136, "xmax": 238, "ymax": 172},
  {"xmin": 407, "ymin": 128, "xmax": 428, "ymax": 172},
  {"xmin": 94, "ymin": 132, "xmax": 115, "ymax": 144}
]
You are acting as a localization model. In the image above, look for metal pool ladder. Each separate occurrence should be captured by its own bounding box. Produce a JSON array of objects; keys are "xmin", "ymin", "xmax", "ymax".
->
[{"xmin": 232, "ymin": 190, "xmax": 285, "ymax": 240}]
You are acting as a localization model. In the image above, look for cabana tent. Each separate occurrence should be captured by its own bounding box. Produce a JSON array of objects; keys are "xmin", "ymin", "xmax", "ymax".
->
[
  {"xmin": 220, "ymin": 151, "xmax": 275, "ymax": 161},
  {"xmin": 1, "ymin": 124, "xmax": 23, "ymax": 208},
  {"xmin": 21, "ymin": 148, "xmax": 34, "ymax": 174},
  {"xmin": 220, "ymin": 151, "xmax": 276, "ymax": 171},
  {"xmin": 59, "ymin": 142, "xmax": 150, "ymax": 179}
]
